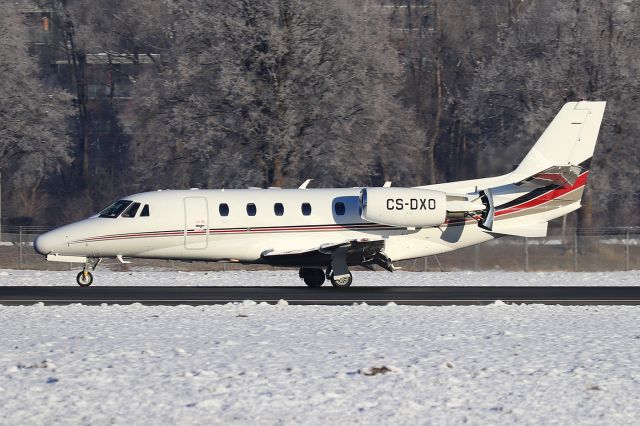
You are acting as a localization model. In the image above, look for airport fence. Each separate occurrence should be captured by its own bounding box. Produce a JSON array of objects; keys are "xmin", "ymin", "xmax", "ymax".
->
[{"xmin": 0, "ymin": 225, "xmax": 639, "ymax": 272}]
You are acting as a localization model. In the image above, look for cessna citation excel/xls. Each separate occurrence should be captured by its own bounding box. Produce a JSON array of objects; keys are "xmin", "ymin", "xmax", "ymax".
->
[{"xmin": 35, "ymin": 101, "xmax": 606, "ymax": 288}]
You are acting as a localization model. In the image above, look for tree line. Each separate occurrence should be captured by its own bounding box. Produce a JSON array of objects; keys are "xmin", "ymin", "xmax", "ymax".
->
[{"xmin": 0, "ymin": 0, "xmax": 638, "ymax": 229}]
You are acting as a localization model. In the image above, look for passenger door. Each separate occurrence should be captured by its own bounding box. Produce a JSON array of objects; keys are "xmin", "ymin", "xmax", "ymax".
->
[{"xmin": 184, "ymin": 197, "xmax": 209, "ymax": 249}]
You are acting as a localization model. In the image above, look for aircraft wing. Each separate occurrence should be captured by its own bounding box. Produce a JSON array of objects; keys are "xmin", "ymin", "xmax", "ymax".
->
[
  {"xmin": 261, "ymin": 238, "xmax": 395, "ymax": 271},
  {"xmin": 262, "ymin": 243, "xmax": 341, "ymax": 257},
  {"xmin": 261, "ymin": 238, "xmax": 384, "ymax": 257}
]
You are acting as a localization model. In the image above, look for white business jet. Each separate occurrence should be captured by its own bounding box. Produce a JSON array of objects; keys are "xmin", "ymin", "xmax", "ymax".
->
[{"xmin": 35, "ymin": 101, "xmax": 606, "ymax": 288}]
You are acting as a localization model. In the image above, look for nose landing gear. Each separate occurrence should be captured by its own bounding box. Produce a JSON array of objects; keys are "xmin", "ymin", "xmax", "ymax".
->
[
  {"xmin": 76, "ymin": 258, "xmax": 101, "ymax": 287},
  {"xmin": 76, "ymin": 270, "xmax": 93, "ymax": 287}
]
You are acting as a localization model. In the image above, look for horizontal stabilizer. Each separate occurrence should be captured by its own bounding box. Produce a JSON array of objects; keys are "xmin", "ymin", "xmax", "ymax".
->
[{"xmin": 488, "ymin": 222, "xmax": 548, "ymax": 238}]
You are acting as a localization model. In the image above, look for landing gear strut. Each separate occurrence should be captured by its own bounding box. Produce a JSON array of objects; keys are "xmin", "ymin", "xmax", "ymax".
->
[
  {"xmin": 76, "ymin": 258, "xmax": 101, "ymax": 287},
  {"xmin": 328, "ymin": 246, "xmax": 353, "ymax": 288},
  {"xmin": 299, "ymin": 268, "xmax": 325, "ymax": 287}
]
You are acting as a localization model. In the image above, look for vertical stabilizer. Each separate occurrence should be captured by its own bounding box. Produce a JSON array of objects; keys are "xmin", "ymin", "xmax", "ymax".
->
[
  {"xmin": 510, "ymin": 101, "xmax": 606, "ymax": 182},
  {"xmin": 480, "ymin": 101, "xmax": 607, "ymax": 235}
]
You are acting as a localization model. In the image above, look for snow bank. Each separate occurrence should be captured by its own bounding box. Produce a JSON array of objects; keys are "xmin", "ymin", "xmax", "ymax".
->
[
  {"xmin": 2, "ymin": 302, "xmax": 640, "ymax": 424},
  {"xmin": 1, "ymin": 270, "xmax": 640, "ymax": 424}
]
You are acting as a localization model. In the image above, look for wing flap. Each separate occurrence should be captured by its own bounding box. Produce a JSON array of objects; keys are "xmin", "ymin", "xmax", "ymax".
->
[
  {"xmin": 261, "ymin": 238, "xmax": 383, "ymax": 257},
  {"xmin": 261, "ymin": 238, "xmax": 395, "ymax": 271}
]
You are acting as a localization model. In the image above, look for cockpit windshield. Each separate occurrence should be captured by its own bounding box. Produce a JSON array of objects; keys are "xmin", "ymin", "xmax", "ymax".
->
[{"xmin": 99, "ymin": 200, "xmax": 133, "ymax": 218}]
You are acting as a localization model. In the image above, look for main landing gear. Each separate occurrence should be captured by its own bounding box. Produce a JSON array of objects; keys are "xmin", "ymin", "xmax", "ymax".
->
[
  {"xmin": 328, "ymin": 245, "xmax": 353, "ymax": 288},
  {"xmin": 299, "ymin": 268, "xmax": 325, "ymax": 287},
  {"xmin": 328, "ymin": 270, "xmax": 353, "ymax": 288},
  {"xmin": 298, "ymin": 267, "xmax": 354, "ymax": 288},
  {"xmin": 76, "ymin": 258, "xmax": 101, "ymax": 287},
  {"xmin": 298, "ymin": 247, "xmax": 353, "ymax": 288},
  {"xmin": 299, "ymin": 245, "xmax": 354, "ymax": 288}
]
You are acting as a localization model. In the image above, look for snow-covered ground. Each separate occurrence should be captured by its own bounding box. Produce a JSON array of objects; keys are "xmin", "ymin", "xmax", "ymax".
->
[
  {"xmin": 1, "ymin": 270, "xmax": 640, "ymax": 424},
  {"xmin": 1, "ymin": 268, "xmax": 639, "ymax": 287}
]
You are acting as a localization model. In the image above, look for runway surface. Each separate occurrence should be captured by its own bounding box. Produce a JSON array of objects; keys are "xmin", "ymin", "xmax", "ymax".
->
[{"xmin": 1, "ymin": 286, "xmax": 640, "ymax": 305}]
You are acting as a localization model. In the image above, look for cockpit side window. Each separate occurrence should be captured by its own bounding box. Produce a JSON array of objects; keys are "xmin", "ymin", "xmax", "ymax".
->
[
  {"xmin": 140, "ymin": 204, "xmax": 150, "ymax": 217},
  {"xmin": 99, "ymin": 200, "xmax": 133, "ymax": 218},
  {"xmin": 122, "ymin": 202, "xmax": 141, "ymax": 218}
]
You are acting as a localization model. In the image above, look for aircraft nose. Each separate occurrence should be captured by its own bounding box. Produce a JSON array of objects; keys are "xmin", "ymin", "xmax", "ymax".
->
[{"xmin": 34, "ymin": 231, "xmax": 57, "ymax": 255}]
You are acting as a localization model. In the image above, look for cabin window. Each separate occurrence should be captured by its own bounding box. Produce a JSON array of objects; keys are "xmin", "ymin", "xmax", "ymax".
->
[
  {"xmin": 219, "ymin": 203, "xmax": 229, "ymax": 216},
  {"xmin": 334, "ymin": 202, "xmax": 346, "ymax": 216},
  {"xmin": 274, "ymin": 203, "xmax": 284, "ymax": 216},
  {"xmin": 140, "ymin": 205, "xmax": 150, "ymax": 217},
  {"xmin": 247, "ymin": 203, "xmax": 257, "ymax": 216},
  {"xmin": 122, "ymin": 202, "xmax": 141, "ymax": 218},
  {"xmin": 301, "ymin": 202, "xmax": 312, "ymax": 216},
  {"xmin": 98, "ymin": 200, "xmax": 132, "ymax": 218}
]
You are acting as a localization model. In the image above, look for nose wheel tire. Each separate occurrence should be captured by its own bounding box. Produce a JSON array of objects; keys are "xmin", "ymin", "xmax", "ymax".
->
[
  {"xmin": 76, "ymin": 271, "xmax": 94, "ymax": 287},
  {"xmin": 299, "ymin": 268, "xmax": 325, "ymax": 287},
  {"xmin": 330, "ymin": 271, "xmax": 353, "ymax": 288}
]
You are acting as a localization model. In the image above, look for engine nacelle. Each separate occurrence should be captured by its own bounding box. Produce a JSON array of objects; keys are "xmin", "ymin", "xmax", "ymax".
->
[{"xmin": 359, "ymin": 187, "xmax": 447, "ymax": 227}]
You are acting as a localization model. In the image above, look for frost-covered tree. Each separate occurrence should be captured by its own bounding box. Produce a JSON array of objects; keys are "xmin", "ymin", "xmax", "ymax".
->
[
  {"xmin": 389, "ymin": 0, "xmax": 511, "ymax": 184},
  {"xmin": 124, "ymin": 0, "xmax": 423, "ymax": 190},
  {"xmin": 0, "ymin": 3, "xmax": 72, "ymax": 221},
  {"xmin": 462, "ymin": 0, "xmax": 640, "ymax": 227}
]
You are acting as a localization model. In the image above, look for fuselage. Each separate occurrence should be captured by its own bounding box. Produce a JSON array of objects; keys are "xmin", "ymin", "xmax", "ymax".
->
[{"xmin": 34, "ymin": 187, "xmax": 501, "ymax": 266}]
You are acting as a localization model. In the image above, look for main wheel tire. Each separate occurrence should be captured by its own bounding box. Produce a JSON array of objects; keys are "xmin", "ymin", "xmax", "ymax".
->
[
  {"xmin": 330, "ymin": 271, "xmax": 353, "ymax": 288},
  {"xmin": 299, "ymin": 268, "xmax": 325, "ymax": 287},
  {"xmin": 76, "ymin": 271, "xmax": 94, "ymax": 287}
]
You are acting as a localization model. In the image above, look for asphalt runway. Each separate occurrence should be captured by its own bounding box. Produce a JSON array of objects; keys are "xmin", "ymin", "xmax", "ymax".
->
[{"xmin": 1, "ymin": 286, "xmax": 640, "ymax": 305}]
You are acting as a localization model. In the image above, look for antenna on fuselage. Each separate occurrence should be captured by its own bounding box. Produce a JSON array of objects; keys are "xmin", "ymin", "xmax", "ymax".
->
[
  {"xmin": 298, "ymin": 179, "xmax": 313, "ymax": 189},
  {"xmin": 383, "ymin": 181, "xmax": 392, "ymax": 187}
]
